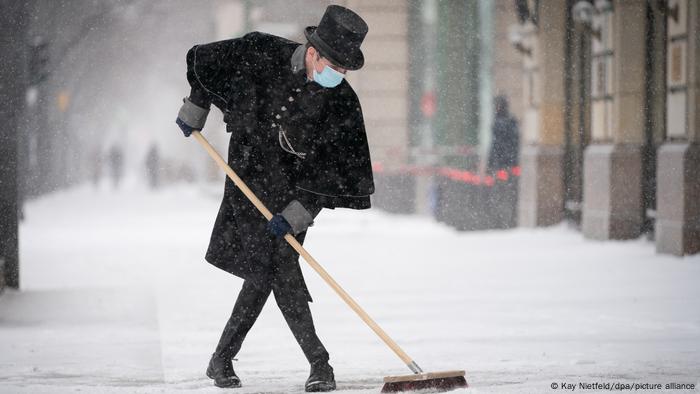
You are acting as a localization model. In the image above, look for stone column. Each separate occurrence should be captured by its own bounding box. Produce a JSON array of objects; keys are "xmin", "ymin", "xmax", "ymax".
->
[
  {"xmin": 582, "ymin": 0, "xmax": 646, "ymax": 240},
  {"xmin": 346, "ymin": 0, "xmax": 409, "ymax": 170},
  {"xmin": 345, "ymin": 0, "xmax": 411, "ymax": 212},
  {"xmin": 517, "ymin": 2, "xmax": 566, "ymax": 227},
  {"xmin": 656, "ymin": 0, "xmax": 700, "ymax": 255},
  {"xmin": 493, "ymin": 1, "xmax": 523, "ymax": 123}
]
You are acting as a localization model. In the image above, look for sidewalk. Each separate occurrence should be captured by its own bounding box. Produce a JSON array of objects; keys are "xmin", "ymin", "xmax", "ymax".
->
[
  {"xmin": 1, "ymin": 184, "xmax": 698, "ymax": 393},
  {"xmin": 0, "ymin": 287, "xmax": 163, "ymax": 392}
]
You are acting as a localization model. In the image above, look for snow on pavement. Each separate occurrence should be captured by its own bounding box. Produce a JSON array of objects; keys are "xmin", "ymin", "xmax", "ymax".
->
[{"xmin": 1, "ymin": 184, "xmax": 699, "ymax": 393}]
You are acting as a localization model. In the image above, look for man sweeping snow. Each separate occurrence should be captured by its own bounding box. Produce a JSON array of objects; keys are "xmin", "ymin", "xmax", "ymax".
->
[{"xmin": 175, "ymin": 5, "xmax": 373, "ymax": 392}]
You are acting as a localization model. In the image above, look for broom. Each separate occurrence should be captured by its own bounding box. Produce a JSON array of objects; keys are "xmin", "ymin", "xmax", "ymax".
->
[{"xmin": 192, "ymin": 131, "xmax": 468, "ymax": 393}]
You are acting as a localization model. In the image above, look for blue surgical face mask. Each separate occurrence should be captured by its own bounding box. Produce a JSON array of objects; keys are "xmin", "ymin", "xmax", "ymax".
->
[{"xmin": 312, "ymin": 56, "xmax": 345, "ymax": 88}]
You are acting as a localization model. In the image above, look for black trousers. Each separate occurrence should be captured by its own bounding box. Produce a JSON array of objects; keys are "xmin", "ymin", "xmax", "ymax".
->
[{"xmin": 214, "ymin": 246, "xmax": 329, "ymax": 365}]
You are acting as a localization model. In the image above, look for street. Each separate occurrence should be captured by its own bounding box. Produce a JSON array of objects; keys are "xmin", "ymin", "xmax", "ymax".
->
[{"xmin": 1, "ymin": 184, "xmax": 698, "ymax": 393}]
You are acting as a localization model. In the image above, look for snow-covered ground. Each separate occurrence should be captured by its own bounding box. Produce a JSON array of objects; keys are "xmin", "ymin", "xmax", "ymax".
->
[{"xmin": 1, "ymin": 183, "xmax": 699, "ymax": 393}]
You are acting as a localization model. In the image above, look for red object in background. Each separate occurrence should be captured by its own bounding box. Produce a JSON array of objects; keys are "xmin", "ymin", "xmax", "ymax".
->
[
  {"xmin": 511, "ymin": 166, "xmax": 521, "ymax": 176},
  {"xmin": 496, "ymin": 170, "xmax": 509, "ymax": 181},
  {"xmin": 421, "ymin": 91, "xmax": 436, "ymax": 118}
]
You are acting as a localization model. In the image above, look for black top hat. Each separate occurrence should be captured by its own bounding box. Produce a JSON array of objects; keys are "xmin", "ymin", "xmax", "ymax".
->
[{"xmin": 304, "ymin": 5, "xmax": 368, "ymax": 71}]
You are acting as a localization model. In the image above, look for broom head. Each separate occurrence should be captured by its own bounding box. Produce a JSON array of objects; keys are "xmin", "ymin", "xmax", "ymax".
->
[{"xmin": 381, "ymin": 370, "xmax": 468, "ymax": 393}]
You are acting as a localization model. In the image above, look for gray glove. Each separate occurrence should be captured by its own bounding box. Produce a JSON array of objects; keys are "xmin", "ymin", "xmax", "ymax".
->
[
  {"xmin": 176, "ymin": 97, "xmax": 210, "ymax": 137},
  {"xmin": 280, "ymin": 200, "xmax": 315, "ymax": 235}
]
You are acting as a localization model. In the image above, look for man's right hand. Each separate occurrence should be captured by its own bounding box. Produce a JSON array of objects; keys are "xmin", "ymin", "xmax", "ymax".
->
[
  {"xmin": 176, "ymin": 96, "xmax": 210, "ymax": 137},
  {"xmin": 267, "ymin": 214, "xmax": 293, "ymax": 238}
]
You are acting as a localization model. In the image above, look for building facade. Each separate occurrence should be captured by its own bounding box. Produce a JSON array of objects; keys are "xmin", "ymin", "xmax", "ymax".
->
[
  {"xmin": 512, "ymin": 0, "xmax": 699, "ymax": 255},
  {"xmin": 212, "ymin": 0, "xmax": 697, "ymax": 256}
]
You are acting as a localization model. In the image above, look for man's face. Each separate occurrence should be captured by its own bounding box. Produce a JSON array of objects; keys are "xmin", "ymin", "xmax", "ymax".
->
[{"xmin": 308, "ymin": 47, "xmax": 347, "ymax": 75}]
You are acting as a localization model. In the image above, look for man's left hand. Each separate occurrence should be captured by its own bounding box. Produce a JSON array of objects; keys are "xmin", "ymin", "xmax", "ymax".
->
[{"xmin": 176, "ymin": 96, "xmax": 210, "ymax": 137}]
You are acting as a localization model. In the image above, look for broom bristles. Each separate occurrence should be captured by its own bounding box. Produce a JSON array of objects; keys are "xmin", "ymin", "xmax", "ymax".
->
[{"xmin": 381, "ymin": 375, "xmax": 468, "ymax": 393}]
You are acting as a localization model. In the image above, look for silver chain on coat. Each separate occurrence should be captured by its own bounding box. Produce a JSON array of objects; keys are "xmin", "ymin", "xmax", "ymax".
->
[{"xmin": 278, "ymin": 126, "xmax": 307, "ymax": 160}]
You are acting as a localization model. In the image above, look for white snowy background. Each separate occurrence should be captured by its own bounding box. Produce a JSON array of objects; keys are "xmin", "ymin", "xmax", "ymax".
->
[{"xmin": 0, "ymin": 180, "xmax": 698, "ymax": 393}]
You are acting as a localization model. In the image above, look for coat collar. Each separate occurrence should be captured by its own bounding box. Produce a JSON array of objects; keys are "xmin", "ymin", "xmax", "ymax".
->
[
  {"xmin": 291, "ymin": 43, "xmax": 329, "ymax": 94},
  {"xmin": 291, "ymin": 44, "xmax": 306, "ymax": 75}
]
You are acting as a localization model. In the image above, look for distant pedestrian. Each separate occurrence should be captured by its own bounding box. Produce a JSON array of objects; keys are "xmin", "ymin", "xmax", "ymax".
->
[
  {"xmin": 487, "ymin": 95, "xmax": 519, "ymax": 228},
  {"xmin": 487, "ymin": 95, "xmax": 519, "ymax": 172},
  {"xmin": 145, "ymin": 144, "xmax": 160, "ymax": 189},
  {"xmin": 90, "ymin": 147, "xmax": 102, "ymax": 187},
  {"xmin": 107, "ymin": 145, "xmax": 124, "ymax": 188}
]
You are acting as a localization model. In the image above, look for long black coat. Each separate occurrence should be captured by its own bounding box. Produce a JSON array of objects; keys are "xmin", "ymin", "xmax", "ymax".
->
[
  {"xmin": 185, "ymin": 32, "xmax": 374, "ymax": 300},
  {"xmin": 487, "ymin": 114, "xmax": 519, "ymax": 172}
]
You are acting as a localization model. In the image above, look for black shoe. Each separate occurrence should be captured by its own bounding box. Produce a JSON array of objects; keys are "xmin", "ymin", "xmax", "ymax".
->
[
  {"xmin": 206, "ymin": 353, "xmax": 241, "ymax": 388},
  {"xmin": 305, "ymin": 361, "xmax": 336, "ymax": 392}
]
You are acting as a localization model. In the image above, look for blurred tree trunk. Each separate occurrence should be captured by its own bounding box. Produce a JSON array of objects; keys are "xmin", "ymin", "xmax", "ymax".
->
[{"xmin": 0, "ymin": 1, "xmax": 29, "ymax": 289}]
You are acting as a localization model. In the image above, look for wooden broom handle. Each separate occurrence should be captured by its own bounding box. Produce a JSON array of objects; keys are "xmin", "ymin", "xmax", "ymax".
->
[{"xmin": 192, "ymin": 131, "xmax": 420, "ymax": 371}]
